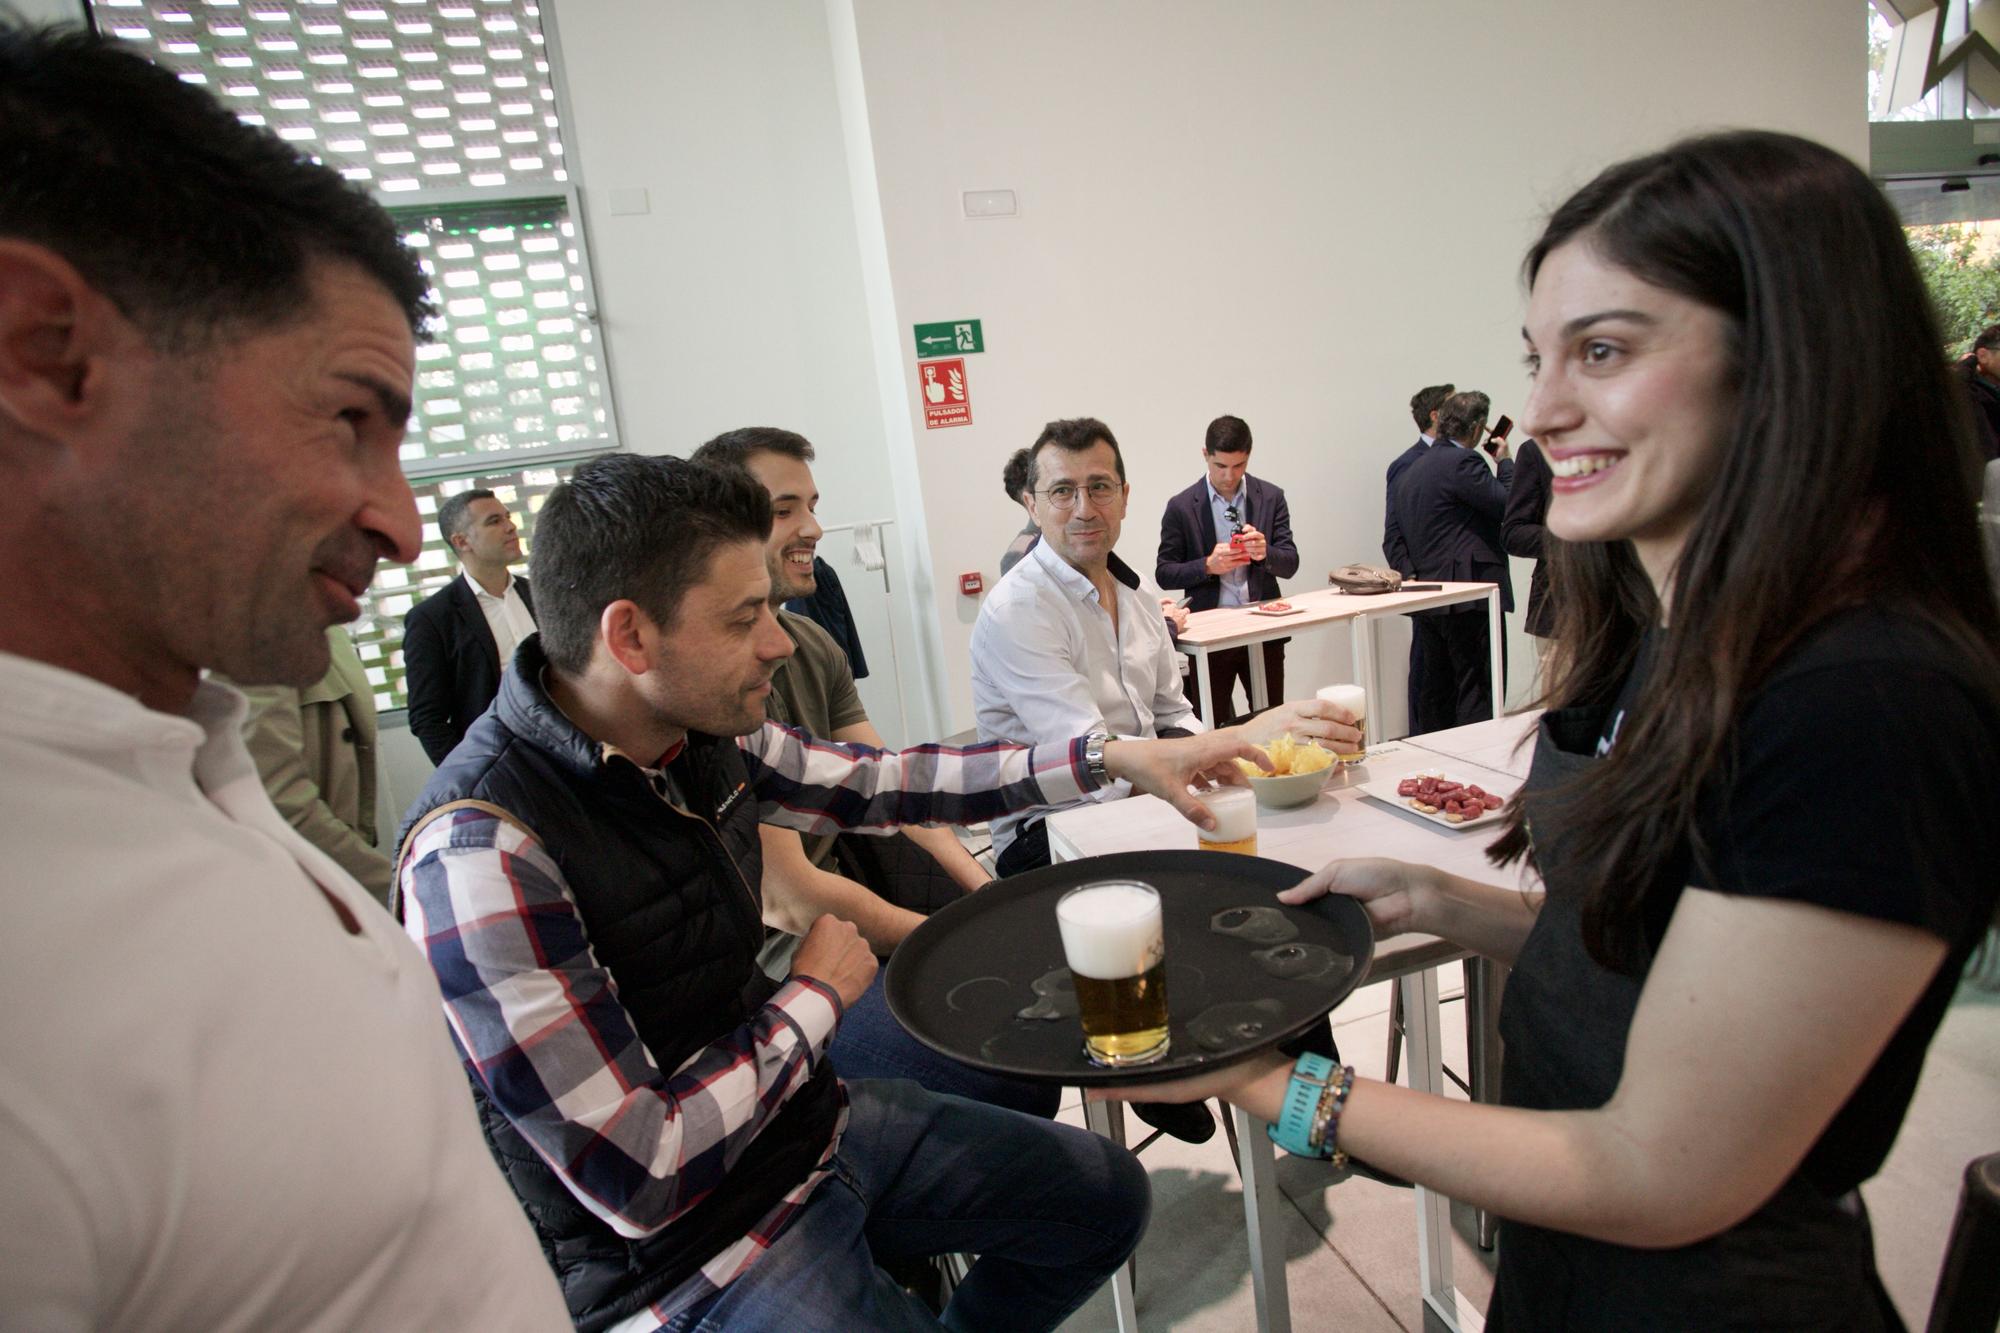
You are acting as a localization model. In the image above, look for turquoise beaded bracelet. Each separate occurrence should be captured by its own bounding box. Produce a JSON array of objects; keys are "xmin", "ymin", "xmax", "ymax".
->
[{"xmin": 1309, "ymin": 1063, "xmax": 1356, "ymax": 1168}]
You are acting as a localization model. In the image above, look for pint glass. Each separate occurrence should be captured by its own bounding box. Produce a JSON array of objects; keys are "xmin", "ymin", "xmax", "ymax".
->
[
  {"xmin": 1056, "ymin": 880, "xmax": 1170, "ymax": 1066},
  {"xmin": 1317, "ymin": 683, "xmax": 1368, "ymax": 764},
  {"xmin": 1196, "ymin": 784, "xmax": 1258, "ymax": 856}
]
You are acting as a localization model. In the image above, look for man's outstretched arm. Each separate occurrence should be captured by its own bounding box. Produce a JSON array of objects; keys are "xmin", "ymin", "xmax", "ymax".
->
[{"xmin": 739, "ymin": 724, "xmax": 1271, "ymax": 838}]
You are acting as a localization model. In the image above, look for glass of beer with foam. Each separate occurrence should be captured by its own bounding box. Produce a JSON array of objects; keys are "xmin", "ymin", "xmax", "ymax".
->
[
  {"xmin": 1316, "ymin": 683, "xmax": 1368, "ymax": 764},
  {"xmin": 1196, "ymin": 784, "xmax": 1258, "ymax": 856},
  {"xmin": 1056, "ymin": 880, "xmax": 1170, "ymax": 1066}
]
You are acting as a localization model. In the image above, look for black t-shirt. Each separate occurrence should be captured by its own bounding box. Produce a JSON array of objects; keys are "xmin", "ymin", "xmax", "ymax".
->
[{"xmin": 1598, "ymin": 607, "xmax": 2000, "ymax": 1193}]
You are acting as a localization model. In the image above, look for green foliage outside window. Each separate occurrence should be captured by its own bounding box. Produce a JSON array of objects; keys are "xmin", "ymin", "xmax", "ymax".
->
[{"xmin": 1909, "ymin": 224, "xmax": 2000, "ymax": 358}]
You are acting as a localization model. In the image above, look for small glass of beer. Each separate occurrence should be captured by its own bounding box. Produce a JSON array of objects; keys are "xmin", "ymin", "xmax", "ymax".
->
[
  {"xmin": 1197, "ymin": 784, "xmax": 1258, "ymax": 856},
  {"xmin": 1316, "ymin": 683, "xmax": 1368, "ymax": 764},
  {"xmin": 1056, "ymin": 880, "xmax": 1170, "ymax": 1066}
]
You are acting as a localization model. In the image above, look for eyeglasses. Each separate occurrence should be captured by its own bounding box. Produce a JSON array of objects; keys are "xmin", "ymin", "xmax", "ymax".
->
[
  {"xmin": 1037, "ymin": 480, "xmax": 1122, "ymax": 511},
  {"xmin": 1224, "ymin": 503, "xmax": 1242, "ymax": 534}
]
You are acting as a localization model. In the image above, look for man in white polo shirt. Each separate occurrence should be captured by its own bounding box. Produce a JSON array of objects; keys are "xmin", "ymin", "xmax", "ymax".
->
[
  {"xmin": 971, "ymin": 417, "xmax": 1358, "ymax": 1146},
  {"xmin": 403, "ymin": 487, "xmax": 538, "ymax": 765},
  {"xmin": 0, "ymin": 27, "xmax": 569, "ymax": 1329},
  {"xmin": 972, "ymin": 417, "xmax": 1357, "ymax": 876}
]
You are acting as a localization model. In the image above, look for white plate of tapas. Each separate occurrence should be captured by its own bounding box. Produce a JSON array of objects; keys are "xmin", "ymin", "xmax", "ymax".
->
[
  {"xmin": 1357, "ymin": 770, "xmax": 1514, "ymax": 830},
  {"xmin": 1248, "ymin": 600, "xmax": 1305, "ymax": 617}
]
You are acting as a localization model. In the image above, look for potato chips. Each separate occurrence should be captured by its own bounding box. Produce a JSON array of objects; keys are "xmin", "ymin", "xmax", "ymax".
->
[{"xmin": 1238, "ymin": 733, "xmax": 1336, "ymax": 778}]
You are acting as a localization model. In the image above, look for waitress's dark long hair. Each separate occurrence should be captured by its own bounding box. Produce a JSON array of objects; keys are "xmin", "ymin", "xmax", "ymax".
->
[{"xmin": 1487, "ymin": 130, "xmax": 2000, "ymax": 970}]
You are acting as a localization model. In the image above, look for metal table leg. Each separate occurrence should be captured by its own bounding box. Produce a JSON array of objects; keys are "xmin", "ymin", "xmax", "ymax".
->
[
  {"xmin": 1235, "ymin": 1105, "xmax": 1293, "ymax": 1333},
  {"xmin": 1401, "ymin": 966, "xmax": 1480, "ymax": 1332},
  {"xmin": 1083, "ymin": 1098, "xmax": 1141, "ymax": 1333},
  {"xmin": 1486, "ymin": 588, "xmax": 1504, "ymax": 720},
  {"xmin": 1248, "ymin": 640, "xmax": 1270, "ymax": 713},
  {"xmin": 1464, "ymin": 957, "xmax": 1507, "ymax": 1251}
]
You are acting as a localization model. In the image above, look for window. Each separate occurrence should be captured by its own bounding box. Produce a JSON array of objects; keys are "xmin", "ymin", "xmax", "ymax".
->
[
  {"xmin": 1870, "ymin": 4, "xmax": 1943, "ymax": 122},
  {"xmin": 92, "ymin": 0, "xmax": 617, "ymax": 710},
  {"xmin": 1868, "ymin": 0, "xmax": 2000, "ymax": 122},
  {"xmin": 397, "ymin": 198, "xmax": 609, "ymax": 473},
  {"xmin": 94, "ymin": 0, "xmax": 571, "ymax": 191}
]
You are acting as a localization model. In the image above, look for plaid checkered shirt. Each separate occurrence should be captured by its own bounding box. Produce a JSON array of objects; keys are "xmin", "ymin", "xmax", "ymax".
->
[{"xmin": 401, "ymin": 722, "xmax": 1095, "ymax": 1330}]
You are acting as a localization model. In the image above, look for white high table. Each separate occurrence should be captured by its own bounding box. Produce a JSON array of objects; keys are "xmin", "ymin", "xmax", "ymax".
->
[
  {"xmin": 1176, "ymin": 581, "xmax": 1502, "ymax": 727},
  {"xmin": 1053, "ymin": 712, "xmax": 1541, "ymax": 1333}
]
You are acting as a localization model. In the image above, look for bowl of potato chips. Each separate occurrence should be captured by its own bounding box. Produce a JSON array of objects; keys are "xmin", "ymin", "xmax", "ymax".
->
[{"xmin": 1235, "ymin": 733, "xmax": 1338, "ymax": 809}]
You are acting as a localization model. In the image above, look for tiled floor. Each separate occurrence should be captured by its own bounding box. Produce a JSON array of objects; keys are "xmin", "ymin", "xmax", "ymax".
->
[{"xmin": 1052, "ymin": 971, "xmax": 2000, "ymax": 1332}]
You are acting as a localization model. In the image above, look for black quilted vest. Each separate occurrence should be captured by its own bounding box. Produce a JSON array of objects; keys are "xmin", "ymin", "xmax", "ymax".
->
[{"xmin": 400, "ymin": 636, "xmax": 842, "ymax": 1331}]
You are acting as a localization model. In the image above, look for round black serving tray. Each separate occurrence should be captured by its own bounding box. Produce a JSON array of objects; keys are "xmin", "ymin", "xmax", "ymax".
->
[{"xmin": 883, "ymin": 849, "xmax": 1374, "ymax": 1086}]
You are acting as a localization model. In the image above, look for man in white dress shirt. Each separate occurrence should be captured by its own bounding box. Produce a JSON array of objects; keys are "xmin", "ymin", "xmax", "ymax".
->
[
  {"xmin": 0, "ymin": 24, "xmax": 571, "ymax": 1329},
  {"xmin": 402, "ymin": 487, "xmax": 538, "ymax": 765},
  {"xmin": 971, "ymin": 418, "xmax": 1356, "ymax": 876},
  {"xmin": 450, "ymin": 490, "xmax": 537, "ymax": 657}
]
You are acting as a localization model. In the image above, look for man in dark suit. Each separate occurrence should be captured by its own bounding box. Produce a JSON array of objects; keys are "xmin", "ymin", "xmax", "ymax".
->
[
  {"xmin": 402, "ymin": 488, "xmax": 536, "ymax": 765},
  {"xmin": 1503, "ymin": 437, "xmax": 1555, "ymax": 657},
  {"xmin": 1385, "ymin": 382, "xmax": 1453, "ymax": 732},
  {"xmin": 1156, "ymin": 415, "xmax": 1298, "ymax": 723},
  {"xmin": 1390, "ymin": 390, "xmax": 1513, "ymax": 733}
]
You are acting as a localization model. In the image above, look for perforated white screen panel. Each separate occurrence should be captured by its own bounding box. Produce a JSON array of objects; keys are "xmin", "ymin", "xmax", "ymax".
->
[{"xmin": 93, "ymin": 0, "xmax": 567, "ymax": 192}]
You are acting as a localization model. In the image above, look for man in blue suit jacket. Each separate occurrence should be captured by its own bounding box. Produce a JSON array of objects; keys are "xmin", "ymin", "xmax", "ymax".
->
[
  {"xmin": 1384, "ymin": 383, "xmax": 1455, "ymax": 573},
  {"xmin": 1156, "ymin": 416, "xmax": 1298, "ymax": 723},
  {"xmin": 1389, "ymin": 390, "xmax": 1513, "ymax": 733},
  {"xmin": 1383, "ymin": 383, "xmax": 1454, "ymax": 730}
]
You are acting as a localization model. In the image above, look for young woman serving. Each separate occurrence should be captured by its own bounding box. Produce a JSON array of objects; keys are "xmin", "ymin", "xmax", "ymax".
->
[{"xmin": 1113, "ymin": 131, "xmax": 2000, "ymax": 1329}]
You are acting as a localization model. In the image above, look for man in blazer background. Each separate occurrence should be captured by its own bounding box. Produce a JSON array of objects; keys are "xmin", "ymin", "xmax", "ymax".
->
[
  {"xmin": 402, "ymin": 488, "xmax": 536, "ymax": 765},
  {"xmin": 1502, "ymin": 436, "xmax": 1555, "ymax": 667},
  {"xmin": 1156, "ymin": 415, "xmax": 1298, "ymax": 724},
  {"xmin": 1384, "ymin": 382, "xmax": 1454, "ymax": 733},
  {"xmin": 1389, "ymin": 390, "xmax": 1513, "ymax": 733}
]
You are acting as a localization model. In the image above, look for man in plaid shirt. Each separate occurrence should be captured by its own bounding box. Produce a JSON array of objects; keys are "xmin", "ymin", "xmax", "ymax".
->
[{"xmin": 398, "ymin": 453, "xmax": 1269, "ymax": 1331}]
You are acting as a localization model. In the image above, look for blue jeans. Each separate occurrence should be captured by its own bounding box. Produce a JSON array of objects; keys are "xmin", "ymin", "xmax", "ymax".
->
[
  {"xmin": 829, "ymin": 972, "xmax": 1061, "ymax": 1119},
  {"xmin": 665, "ymin": 1079, "xmax": 1149, "ymax": 1332}
]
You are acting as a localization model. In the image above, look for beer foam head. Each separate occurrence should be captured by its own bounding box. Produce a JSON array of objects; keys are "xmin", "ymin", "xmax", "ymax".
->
[
  {"xmin": 1201, "ymin": 784, "xmax": 1257, "ymax": 842},
  {"xmin": 1057, "ymin": 881, "xmax": 1163, "ymax": 980},
  {"xmin": 1316, "ymin": 683, "xmax": 1366, "ymax": 717}
]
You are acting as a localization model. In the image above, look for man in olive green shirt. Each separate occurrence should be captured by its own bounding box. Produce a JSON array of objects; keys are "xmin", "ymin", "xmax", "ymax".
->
[
  {"xmin": 692, "ymin": 427, "xmax": 1056, "ymax": 1118},
  {"xmin": 766, "ymin": 606, "xmax": 869, "ymax": 872},
  {"xmin": 691, "ymin": 429, "xmax": 989, "ymax": 961}
]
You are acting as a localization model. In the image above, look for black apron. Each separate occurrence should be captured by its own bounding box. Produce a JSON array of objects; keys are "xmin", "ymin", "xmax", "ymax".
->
[{"xmin": 1484, "ymin": 704, "xmax": 1904, "ymax": 1332}]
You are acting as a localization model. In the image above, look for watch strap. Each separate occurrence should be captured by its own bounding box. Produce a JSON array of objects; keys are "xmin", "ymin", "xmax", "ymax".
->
[
  {"xmin": 1082, "ymin": 729, "xmax": 1112, "ymax": 786},
  {"xmin": 1266, "ymin": 1052, "xmax": 1336, "ymax": 1157}
]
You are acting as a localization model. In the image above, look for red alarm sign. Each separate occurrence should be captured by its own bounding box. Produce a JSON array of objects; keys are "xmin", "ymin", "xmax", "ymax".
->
[{"xmin": 918, "ymin": 358, "xmax": 972, "ymax": 430}]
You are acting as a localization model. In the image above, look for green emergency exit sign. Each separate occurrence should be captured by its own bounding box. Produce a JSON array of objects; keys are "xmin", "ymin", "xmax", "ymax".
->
[{"xmin": 914, "ymin": 319, "xmax": 983, "ymax": 356}]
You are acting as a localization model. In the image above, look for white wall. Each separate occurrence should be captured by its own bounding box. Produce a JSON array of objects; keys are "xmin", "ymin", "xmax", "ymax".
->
[
  {"xmin": 551, "ymin": 0, "xmax": 943, "ymax": 741},
  {"xmin": 542, "ymin": 1, "xmax": 1860, "ymax": 741},
  {"xmin": 839, "ymin": 0, "xmax": 1862, "ymax": 733}
]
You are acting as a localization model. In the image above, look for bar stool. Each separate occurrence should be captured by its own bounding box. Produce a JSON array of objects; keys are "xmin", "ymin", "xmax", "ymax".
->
[
  {"xmin": 1926, "ymin": 1151, "xmax": 2000, "ymax": 1332},
  {"xmin": 1965, "ymin": 923, "xmax": 2000, "ymax": 993},
  {"xmin": 1385, "ymin": 956, "xmax": 1506, "ymax": 1249}
]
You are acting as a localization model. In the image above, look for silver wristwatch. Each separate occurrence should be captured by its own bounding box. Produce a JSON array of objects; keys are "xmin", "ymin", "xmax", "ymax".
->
[{"xmin": 1082, "ymin": 729, "xmax": 1112, "ymax": 785}]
